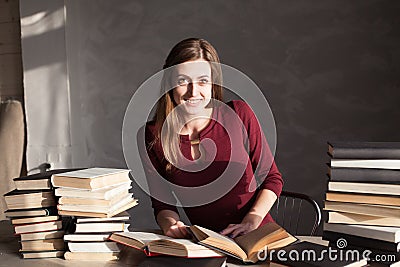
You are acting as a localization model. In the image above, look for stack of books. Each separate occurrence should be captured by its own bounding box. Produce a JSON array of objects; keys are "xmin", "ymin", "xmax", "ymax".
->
[
  {"xmin": 3, "ymin": 170, "xmax": 75, "ymax": 259},
  {"xmin": 51, "ymin": 168, "xmax": 138, "ymax": 261},
  {"xmin": 323, "ymin": 141, "xmax": 400, "ymax": 265}
]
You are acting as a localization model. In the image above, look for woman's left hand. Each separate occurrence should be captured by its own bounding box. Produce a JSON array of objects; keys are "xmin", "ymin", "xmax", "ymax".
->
[{"xmin": 219, "ymin": 213, "xmax": 263, "ymax": 238}]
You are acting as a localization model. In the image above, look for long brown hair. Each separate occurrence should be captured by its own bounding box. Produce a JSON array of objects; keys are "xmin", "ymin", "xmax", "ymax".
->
[{"xmin": 152, "ymin": 38, "xmax": 223, "ymax": 171}]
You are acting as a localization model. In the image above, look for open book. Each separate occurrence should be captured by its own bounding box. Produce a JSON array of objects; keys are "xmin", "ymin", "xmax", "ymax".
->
[
  {"xmin": 109, "ymin": 231, "xmax": 224, "ymax": 258},
  {"xmin": 189, "ymin": 222, "xmax": 297, "ymax": 263}
]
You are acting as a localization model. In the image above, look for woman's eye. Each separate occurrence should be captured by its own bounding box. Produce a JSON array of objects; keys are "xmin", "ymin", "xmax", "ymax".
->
[
  {"xmin": 177, "ymin": 79, "xmax": 188, "ymax": 86},
  {"xmin": 199, "ymin": 79, "xmax": 209, "ymax": 85}
]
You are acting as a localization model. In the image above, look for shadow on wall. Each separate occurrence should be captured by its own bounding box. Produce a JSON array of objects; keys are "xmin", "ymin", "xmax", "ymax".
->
[{"xmin": 0, "ymin": 100, "xmax": 25, "ymax": 220}]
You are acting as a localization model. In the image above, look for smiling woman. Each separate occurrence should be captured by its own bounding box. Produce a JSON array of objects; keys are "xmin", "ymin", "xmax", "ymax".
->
[{"xmin": 139, "ymin": 38, "xmax": 283, "ymax": 240}]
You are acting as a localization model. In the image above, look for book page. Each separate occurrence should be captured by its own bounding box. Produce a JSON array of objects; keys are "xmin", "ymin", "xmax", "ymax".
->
[
  {"xmin": 53, "ymin": 168, "xmax": 129, "ymax": 179},
  {"xmin": 190, "ymin": 225, "xmax": 247, "ymax": 261},
  {"xmin": 116, "ymin": 232, "xmax": 172, "ymax": 244},
  {"xmin": 234, "ymin": 222, "xmax": 284, "ymax": 254}
]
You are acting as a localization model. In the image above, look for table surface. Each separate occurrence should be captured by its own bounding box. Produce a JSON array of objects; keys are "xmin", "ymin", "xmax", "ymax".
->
[{"xmin": 0, "ymin": 220, "xmax": 327, "ymax": 267}]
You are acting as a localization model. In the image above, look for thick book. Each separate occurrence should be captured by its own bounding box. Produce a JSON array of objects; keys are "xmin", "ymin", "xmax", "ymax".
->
[
  {"xmin": 328, "ymin": 141, "xmax": 400, "ymax": 159},
  {"xmin": 58, "ymin": 198, "xmax": 138, "ymax": 218},
  {"xmin": 21, "ymin": 250, "xmax": 65, "ymax": 259},
  {"xmin": 63, "ymin": 251, "xmax": 119, "ymax": 261},
  {"xmin": 14, "ymin": 220, "xmax": 63, "ymax": 234},
  {"xmin": 4, "ymin": 207, "xmax": 57, "ymax": 218},
  {"xmin": 59, "ymin": 192, "xmax": 132, "ymax": 207},
  {"xmin": 189, "ymin": 222, "xmax": 297, "ymax": 263},
  {"xmin": 67, "ymin": 241, "xmax": 121, "ymax": 252},
  {"xmin": 322, "ymin": 231, "xmax": 400, "ymax": 252},
  {"xmin": 57, "ymin": 194, "xmax": 135, "ymax": 213},
  {"xmin": 74, "ymin": 222, "xmax": 128, "ymax": 233},
  {"xmin": 328, "ymin": 181, "xmax": 400, "ymax": 195},
  {"xmin": 75, "ymin": 211, "xmax": 129, "ymax": 223},
  {"xmin": 13, "ymin": 168, "xmax": 84, "ymax": 190},
  {"xmin": 327, "ymin": 166, "xmax": 400, "ymax": 184},
  {"xmin": 20, "ymin": 230, "xmax": 65, "ymax": 241},
  {"xmin": 323, "ymin": 222, "xmax": 400, "ymax": 243},
  {"xmin": 20, "ymin": 238, "xmax": 65, "ymax": 251},
  {"xmin": 64, "ymin": 233, "xmax": 112, "ymax": 242},
  {"xmin": 54, "ymin": 182, "xmax": 131, "ymax": 199},
  {"xmin": 330, "ymin": 159, "xmax": 400, "ymax": 170},
  {"xmin": 109, "ymin": 231, "xmax": 224, "ymax": 258},
  {"xmin": 137, "ymin": 256, "xmax": 227, "ymax": 267},
  {"xmin": 4, "ymin": 190, "xmax": 55, "ymax": 210},
  {"xmin": 270, "ymin": 241, "xmax": 368, "ymax": 267},
  {"xmin": 51, "ymin": 168, "xmax": 131, "ymax": 190},
  {"xmin": 12, "ymin": 215, "xmax": 59, "ymax": 225},
  {"xmin": 324, "ymin": 201, "xmax": 400, "ymax": 218},
  {"xmin": 325, "ymin": 192, "xmax": 400, "ymax": 207},
  {"xmin": 327, "ymin": 211, "xmax": 400, "ymax": 227}
]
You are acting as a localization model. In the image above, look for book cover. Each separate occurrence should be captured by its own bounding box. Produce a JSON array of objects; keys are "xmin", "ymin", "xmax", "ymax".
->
[
  {"xmin": 325, "ymin": 192, "xmax": 400, "ymax": 207},
  {"xmin": 109, "ymin": 231, "xmax": 224, "ymax": 258},
  {"xmin": 51, "ymin": 168, "xmax": 131, "ymax": 190},
  {"xmin": 63, "ymin": 251, "xmax": 120, "ymax": 261},
  {"xmin": 324, "ymin": 222, "xmax": 400, "ymax": 243},
  {"xmin": 323, "ymin": 230, "xmax": 400, "ymax": 252},
  {"xmin": 58, "ymin": 198, "xmax": 138, "ymax": 218},
  {"xmin": 189, "ymin": 222, "xmax": 297, "ymax": 263},
  {"xmin": 328, "ymin": 141, "xmax": 400, "ymax": 159},
  {"xmin": 328, "ymin": 181, "xmax": 400, "ymax": 196},
  {"xmin": 327, "ymin": 211, "xmax": 400, "ymax": 227},
  {"xmin": 4, "ymin": 207, "xmax": 57, "ymax": 218},
  {"xmin": 324, "ymin": 201, "xmax": 400, "ymax": 218},
  {"xmin": 54, "ymin": 182, "xmax": 131, "ymax": 199},
  {"xmin": 67, "ymin": 241, "xmax": 121, "ymax": 252},
  {"xmin": 327, "ymin": 166, "xmax": 400, "ymax": 184},
  {"xmin": 330, "ymin": 159, "xmax": 400, "ymax": 170},
  {"xmin": 14, "ymin": 220, "xmax": 63, "ymax": 235},
  {"xmin": 21, "ymin": 250, "xmax": 65, "ymax": 259},
  {"xmin": 13, "ymin": 168, "xmax": 85, "ymax": 190}
]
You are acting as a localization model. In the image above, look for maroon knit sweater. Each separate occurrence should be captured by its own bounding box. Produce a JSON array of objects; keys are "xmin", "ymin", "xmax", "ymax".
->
[{"xmin": 141, "ymin": 100, "xmax": 283, "ymax": 232}]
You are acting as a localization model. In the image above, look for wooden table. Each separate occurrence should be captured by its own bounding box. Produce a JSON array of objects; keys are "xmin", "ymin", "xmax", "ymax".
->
[{"xmin": 0, "ymin": 220, "xmax": 326, "ymax": 267}]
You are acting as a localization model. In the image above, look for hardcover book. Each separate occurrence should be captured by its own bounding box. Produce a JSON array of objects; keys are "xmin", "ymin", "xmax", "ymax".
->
[
  {"xmin": 189, "ymin": 222, "xmax": 297, "ymax": 263},
  {"xmin": 324, "ymin": 201, "xmax": 400, "ymax": 218},
  {"xmin": 330, "ymin": 159, "xmax": 400, "ymax": 170},
  {"xmin": 63, "ymin": 251, "xmax": 119, "ymax": 261},
  {"xmin": 4, "ymin": 190, "xmax": 55, "ymax": 210},
  {"xmin": 328, "ymin": 141, "xmax": 400, "ymax": 159},
  {"xmin": 328, "ymin": 181, "xmax": 400, "ymax": 195},
  {"xmin": 325, "ymin": 192, "xmax": 400, "ymax": 207},
  {"xmin": 327, "ymin": 211, "xmax": 400, "ymax": 227},
  {"xmin": 323, "ymin": 223, "xmax": 400, "ymax": 243},
  {"xmin": 21, "ymin": 251, "xmax": 65, "ymax": 259},
  {"xmin": 51, "ymin": 168, "xmax": 131, "ymax": 190},
  {"xmin": 109, "ymin": 231, "xmax": 225, "ymax": 258},
  {"xmin": 13, "ymin": 168, "xmax": 84, "ymax": 190},
  {"xmin": 20, "ymin": 238, "xmax": 65, "ymax": 251},
  {"xmin": 327, "ymin": 166, "xmax": 400, "ymax": 184},
  {"xmin": 323, "ymin": 231, "xmax": 400, "ymax": 252},
  {"xmin": 54, "ymin": 182, "xmax": 131, "ymax": 199}
]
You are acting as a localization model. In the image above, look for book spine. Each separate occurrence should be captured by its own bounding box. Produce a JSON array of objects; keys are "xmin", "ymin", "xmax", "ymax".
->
[
  {"xmin": 329, "ymin": 167, "xmax": 400, "ymax": 184},
  {"xmin": 322, "ymin": 231, "xmax": 399, "ymax": 252},
  {"xmin": 330, "ymin": 147, "xmax": 400, "ymax": 159}
]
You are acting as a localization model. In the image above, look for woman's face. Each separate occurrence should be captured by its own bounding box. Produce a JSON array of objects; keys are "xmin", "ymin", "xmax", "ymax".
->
[{"xmin": 172, "ymin": 59, "xmax": 212, "ymax": 115}]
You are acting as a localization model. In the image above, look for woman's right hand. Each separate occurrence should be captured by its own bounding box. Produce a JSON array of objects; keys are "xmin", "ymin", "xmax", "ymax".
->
[{"xmin": 163, "ymin": 220, "xmax": 189, "ymax": 238}]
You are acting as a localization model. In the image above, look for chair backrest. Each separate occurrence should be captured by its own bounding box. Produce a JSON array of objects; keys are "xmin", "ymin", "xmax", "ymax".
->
[{"xmin": 270, "ymin": 191, "xmax": 321, "ymax": 236}]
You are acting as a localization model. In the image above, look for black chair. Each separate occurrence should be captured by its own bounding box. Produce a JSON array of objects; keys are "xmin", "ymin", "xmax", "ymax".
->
[{"xmin": 270, "ymin": 190, "xmax": 321, "ymax": 236}]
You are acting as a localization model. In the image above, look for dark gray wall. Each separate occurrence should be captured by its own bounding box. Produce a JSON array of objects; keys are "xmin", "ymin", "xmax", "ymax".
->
[{"xmin": 64, "ymin": 0, "xmax": 400, "ymax": 232}]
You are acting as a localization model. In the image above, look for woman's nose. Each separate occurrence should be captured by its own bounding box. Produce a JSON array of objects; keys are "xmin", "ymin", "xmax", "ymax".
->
[{"xmin": 187, "ymin": 82, "xmax": 199, "ymax": 96}]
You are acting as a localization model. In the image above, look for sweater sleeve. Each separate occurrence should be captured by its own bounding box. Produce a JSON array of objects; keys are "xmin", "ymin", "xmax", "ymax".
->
[
  {"xmin": 137, "ymin": 124, "xmax": 178, "ymax": 218},
  {"xmin": 231, "ymin": 101, "xmax": 284, "ymax": 198}
]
